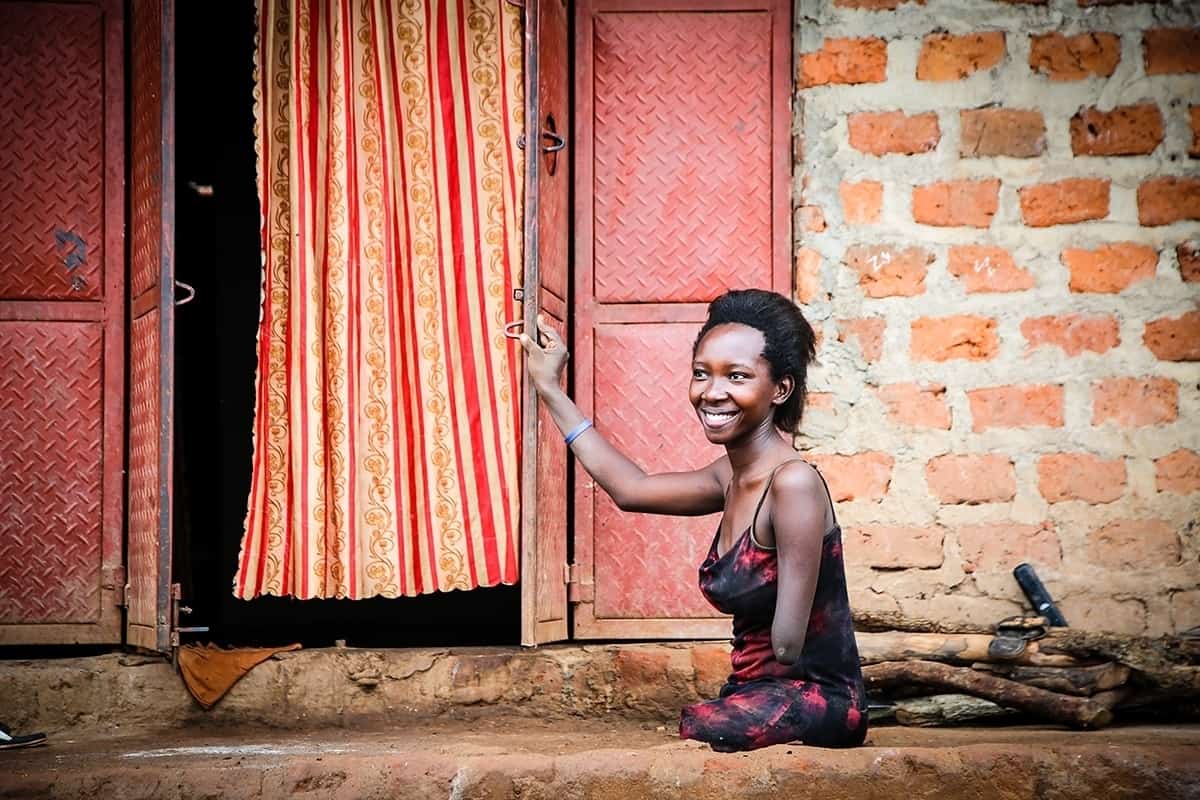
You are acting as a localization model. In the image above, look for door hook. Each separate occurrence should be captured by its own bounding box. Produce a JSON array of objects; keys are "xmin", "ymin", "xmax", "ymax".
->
[
  {"xmin": 541, "ymin": 131, "xmax": 566, "ymax": 154},
  {"xmin": 175, "ymin": 280, "xmax": 196, "ymax": 306},
  {"xmin": 503, "ymin": 320, "xmax": 526, "ymax": 340}
]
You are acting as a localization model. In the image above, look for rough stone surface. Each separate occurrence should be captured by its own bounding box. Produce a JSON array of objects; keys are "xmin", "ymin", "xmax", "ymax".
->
[{"xmin": 3, "ymin": 721, "xmax": 1199, "ymax": 800}]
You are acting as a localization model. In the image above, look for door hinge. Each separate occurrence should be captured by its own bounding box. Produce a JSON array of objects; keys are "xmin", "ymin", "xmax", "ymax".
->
[
  {"xmin": 170, "ymin": 582, "xmax": 209, "ymax": 656},
  {"xmin": 565, "ymin": 562, "xmax": 593, "ymax": 604}
]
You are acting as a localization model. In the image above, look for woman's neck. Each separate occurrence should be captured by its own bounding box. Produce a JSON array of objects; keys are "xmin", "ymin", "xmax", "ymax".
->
[{"xmin": 725, "ymin": 424, "xmax": 794, "ymax": 479}]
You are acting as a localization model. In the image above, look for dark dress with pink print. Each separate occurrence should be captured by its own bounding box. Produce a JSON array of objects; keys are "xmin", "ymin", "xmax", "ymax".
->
[{"xmin": 679, "ymin": 462, "xmax": 868, "ymax": 752}]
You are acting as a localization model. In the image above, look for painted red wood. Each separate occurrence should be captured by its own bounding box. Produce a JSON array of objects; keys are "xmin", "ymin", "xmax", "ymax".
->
[
  {"xmin": 520, "ymin": 0, "xmax": 571, "ymax": 646},
  {"xmin": 126, "ymin": 0, "xmax": 175, "ymax": 652},
  {"xmin": 573, "ymin": 0, "xmax": 792, "ymax": 639},
  {"xmin": 0, "ymin": 0, "xmax": 125, "ymax": 644}
]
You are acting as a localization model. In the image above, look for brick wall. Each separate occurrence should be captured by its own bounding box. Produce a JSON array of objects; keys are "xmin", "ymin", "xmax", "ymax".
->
[{"xmin": 792, "ymin": 0, "xmax": 1199, "ymax": 634}]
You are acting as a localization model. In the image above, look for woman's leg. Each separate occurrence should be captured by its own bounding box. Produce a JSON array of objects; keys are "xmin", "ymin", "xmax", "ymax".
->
[{"xmin": 679, "ymin": 680, "xmax": 866, "ymax": 752}]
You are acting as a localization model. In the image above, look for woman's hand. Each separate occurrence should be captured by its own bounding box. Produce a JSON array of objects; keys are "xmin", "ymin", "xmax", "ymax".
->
[{"xmin": 519, "ymin": 315, "xmax": 569, "ymax": 395}]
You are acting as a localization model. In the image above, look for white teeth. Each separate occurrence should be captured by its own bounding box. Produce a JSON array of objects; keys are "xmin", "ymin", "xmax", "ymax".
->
[{"xmin": 702, "ymin": 410, "xmax": 737, "ymax": 426}]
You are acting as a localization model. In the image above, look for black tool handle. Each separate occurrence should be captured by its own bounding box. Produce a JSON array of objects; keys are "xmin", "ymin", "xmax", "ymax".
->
[{"xmin": 1012, "ymin": 563, "xmax": 1068, "ymax": 627}]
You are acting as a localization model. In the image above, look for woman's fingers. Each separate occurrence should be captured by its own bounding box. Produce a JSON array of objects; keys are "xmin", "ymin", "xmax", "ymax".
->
[{"xmin": 536, "ymin": 316, "xmax": 565, "ymax": 351}]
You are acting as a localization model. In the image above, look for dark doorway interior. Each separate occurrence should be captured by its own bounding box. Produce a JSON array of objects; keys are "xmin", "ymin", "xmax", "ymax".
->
[{"xmin": 172, "ymin": 0, "xmax": 519, "ymax": 647}]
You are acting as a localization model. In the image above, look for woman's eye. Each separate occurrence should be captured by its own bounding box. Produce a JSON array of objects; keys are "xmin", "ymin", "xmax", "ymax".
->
[
  {"xmin": 730, "ymin": 373, "xmax": 747, "ymax": 381},
  {"xmin": 692, "ymin": 370, "xmax": 707, "ymax": 380}
]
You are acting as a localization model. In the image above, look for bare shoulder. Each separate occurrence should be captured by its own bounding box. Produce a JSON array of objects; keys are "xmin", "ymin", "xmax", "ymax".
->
[
  {"xmin": 705, "ymin": 454, "xmax": 733, "ymax": 491},
  {"xmin": 770, "ymin": 459, "xmax": 825, "ymax": 500}
]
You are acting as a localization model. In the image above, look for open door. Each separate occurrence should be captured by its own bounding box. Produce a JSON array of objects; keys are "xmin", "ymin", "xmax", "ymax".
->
[
  {"xmin": 126, "ymin": 0, "xmax": 176, "ymax": 652},
  {"xmin": 0, "ymin": 0, "xmax": 125, "ymax": 645},
  {"xmin": 572, "ymin": 0, "xmax": 792, "ymax": 638},
  {"xmin": 519, "ymin": 0, "xmax": 571, "ymax": 646}
]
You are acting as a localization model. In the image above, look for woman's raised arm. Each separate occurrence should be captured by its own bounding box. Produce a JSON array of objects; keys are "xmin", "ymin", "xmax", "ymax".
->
[{"xmin": 520, "ymin": 317, "xmax": 727, "ymax": 516}]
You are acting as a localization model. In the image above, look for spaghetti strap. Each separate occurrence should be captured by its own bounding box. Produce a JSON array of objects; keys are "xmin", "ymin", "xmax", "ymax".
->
[{"xmin": 749, "ymin": 459, "xmax": 839, "ymax": 543}]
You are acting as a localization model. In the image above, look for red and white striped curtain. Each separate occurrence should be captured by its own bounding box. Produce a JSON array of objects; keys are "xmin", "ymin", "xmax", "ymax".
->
[{"xmin": 236, "ymin": 0, "xmax": 524, "ymax": 599}]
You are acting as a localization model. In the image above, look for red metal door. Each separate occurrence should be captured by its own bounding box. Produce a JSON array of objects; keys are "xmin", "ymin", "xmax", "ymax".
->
[
  {"xmin": 573, "ymin": 0, "xmax": 792, "ymax": 638},
  {"xmin": 520, "ymin": 0, "xmax": 571, "ymax": 646},
  {"xmin": 0, "ymin": 0, "xmax": 125, "ymax": 645},
  {"xmin": 126, "ymin": 0, "xmax": 175, "ymax": 652}
]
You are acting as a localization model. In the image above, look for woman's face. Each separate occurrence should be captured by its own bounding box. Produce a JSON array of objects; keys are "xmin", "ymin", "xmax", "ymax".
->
[{"xmin": 690, "ymin": 323, "xmax": 790, "ymax": 445}]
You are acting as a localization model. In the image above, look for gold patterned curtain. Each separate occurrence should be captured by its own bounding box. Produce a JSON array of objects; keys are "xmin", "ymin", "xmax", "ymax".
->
[{"xmin": 236, "ymin": 0, "xmax": 524, "ymax": 598}]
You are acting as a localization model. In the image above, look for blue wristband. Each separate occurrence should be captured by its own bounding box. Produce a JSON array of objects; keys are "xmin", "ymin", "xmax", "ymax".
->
[{"xmin": 564, "ymin": 419, "xmax": 593, "ymax": 446}]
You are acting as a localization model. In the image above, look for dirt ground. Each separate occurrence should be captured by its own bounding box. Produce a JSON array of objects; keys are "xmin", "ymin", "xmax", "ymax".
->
[{"xmin": 3, "ymin": 718, "xmax": 1198, "ymax": 800}]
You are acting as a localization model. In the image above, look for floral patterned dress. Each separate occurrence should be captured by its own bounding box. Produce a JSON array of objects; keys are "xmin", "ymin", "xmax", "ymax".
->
[{"xmin": 679, "ymin": 462, "xmax": 868, "ymax": 751}]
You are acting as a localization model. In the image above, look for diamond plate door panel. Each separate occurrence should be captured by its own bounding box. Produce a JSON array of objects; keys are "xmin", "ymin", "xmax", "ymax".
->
[
  {"xmin": 592, "ymin": 324, "xmax": 721, "ymax": 619},
  {"xmin": 592, "ymin": 12, "xmax": 772, "ymax": 304},
  {"xmin": 573, "ymin": 0, "xmax": 791, "ymax": 640},
  {"xmin": 521, "ymin": 0, "xmax": 571, "ymax": 646},
  {"xmin": 0, "ymin": 3, "xmax": 105, "ymax": 302},
  {"xmin": 0, "ymin": 323, "xmax": 104, "ymax": 623},
  {"xmin": 0, "ymin": 0, "xmax": 124, "ymax": 645},
  {"xmin": 126, "ymin": 0, "xmax": 175, "ymax": 652}
]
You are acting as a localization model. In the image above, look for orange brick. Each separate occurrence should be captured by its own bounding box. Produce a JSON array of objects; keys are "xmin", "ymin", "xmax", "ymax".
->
[
  {"xmin": 807, "ymin": 392, "xmax": 835, "ymax": 412},
  {"xmin": 926, "ymin": 454, "xmax": 1016, "ymax": 504},
  {"xmin": 874, "ymin": 383, "xmax": 951, "ymax": 429},
  {"xmin": 1088, "ymin": 519, "xmax": 1180, "ymax": 569},
  {"xmin": 912, "ymin": 179, "xmax": 1000, "ymax": 228},
  {"xmin": 837, "ymin": 318, "xmax": 886, "ymax": 362},
  {"xmin": 948, "ymin": 245, "xmax": 1034, "ymax": 293},
  {"xmin": 1178, "ymin": 242, "xmax": 1200, "ymax": 282},
  {"xmin": 798, "ymin": 205, "xmax": 827, "ymax": 233},
  {"xmin": 1019, "ymin": 179, "xmax": 1110, "ymax": 227},
  {"xmin": 834, "ymin": 0, "xmax": 924, "ymax": 7},
  {"xmin": 840, "ymin": 181, "xmax": 883, "ymax": 224},
  {"xmin": 1021, "ymin": 314, "xmax": 1120, "ymax": 356},
  {"xmin": 911, "ymin": 315, "xmax": 999, "ymax": 361},
  {"xmin": 1190, "ymin": 106, "xmax": 1199, "ymax": 158},
  {"xmin": 1070, "ymin": 104, "xmax": 1163, "ymax": 156},
  {"xmin": 1143, "ymin": 28, "xmax": 1200, "ymax": 75},
  {"xmin": 690, "ymin": 643, "xmax": 731, "ymax": 695},
  {"xmin": 806, "ymin": 452, "xmax": 894, "ymax": 502},
  {"xmin": 958, "ymin": 522, "xmax": 1060, "ymax": 573},
  {"xmin": 848, "ymin": 111, "xmax": 940, "ymax": 156},
  {"xmin": 799, "ymin": 37, "xmax": 888, "ymax": 88},
  {"xmin": 795, "ymin": 247, "xmax": 822, "ymax": 304},
  {"xmin": 960, "ymin": 109, "xmax": 1046, "ymax": 158},
  {"xmin": 1063, "ymin": 243, "xmax": 1158, "ymax": 293},
  {"xmin": 1092, "ymin": 377, "xmax": 1178, "ymax": 426},
  {"xmin": 1029, "ymin": 32, "xmax": 1120, "ymax": 81},
  {"xmin": 845, "ymin": 525, "xmax": 945, "ymax": 569},
  {"xmin": 918, "ymin": 32, "xmax": 1006, "ymax": 81},
  {"xmin": 1143, "ymin": 310, "xmax": 1200, "ymax": 361},
  {"xmin": 1037, "ymin": 453, "xmax": 1126, "ymax": 503},
  {"xmin": 843, "ymin": 244, "xmax": 931, "ymax": 297},
  {"xmin": 1156, "ymin": 449, "xmax": 1200, "ymax": 494},
  {"xmin": 1138, "ymin": 177, "xmax": 1200, "ymax": 226},
  {"xmin": 968, "ymin": 384, "xmax": 1064, "ymax": 432}
]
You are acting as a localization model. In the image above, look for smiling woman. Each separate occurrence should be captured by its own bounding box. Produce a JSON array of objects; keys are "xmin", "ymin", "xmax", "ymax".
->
[{"xmin": 519, "ymin": 288, "xmax": 868, "ymax": 752}]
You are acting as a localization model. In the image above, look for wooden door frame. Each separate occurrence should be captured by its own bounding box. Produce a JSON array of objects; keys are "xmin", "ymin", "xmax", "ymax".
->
[{"xmin": 570, "ymin": 0, "xmax": 793, "ymax": 639}]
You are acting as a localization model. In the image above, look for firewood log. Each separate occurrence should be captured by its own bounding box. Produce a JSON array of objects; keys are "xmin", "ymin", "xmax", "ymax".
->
[
  {"xmin": 892, "ymin": 693, "xmax": 1018, "ymax": 727},
  {"xmin": 971, "ymin": 662, "xmax": 1130, "ymax": 696},
  {"xmin": 863, "ymin": 661, "xmax": 1113, "ymax": 729},
  {"xmin": 856, "ymin": 632, "xmax": 1083, "ymax": 667}
]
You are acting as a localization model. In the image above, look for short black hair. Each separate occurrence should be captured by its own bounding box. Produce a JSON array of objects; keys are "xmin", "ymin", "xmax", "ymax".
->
[{"xmin": 693, "ymin": 289, "xmax": 817, "ymax": 434}]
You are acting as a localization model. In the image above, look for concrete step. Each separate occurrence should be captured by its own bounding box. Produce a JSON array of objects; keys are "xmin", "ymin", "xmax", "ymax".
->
[{"xmin": 3, "ymin": 719, "xmax": 1199, "ymax": 800}]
